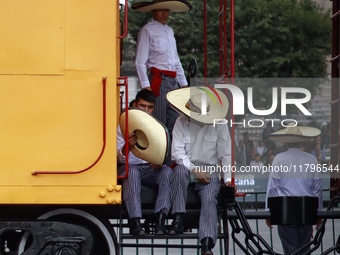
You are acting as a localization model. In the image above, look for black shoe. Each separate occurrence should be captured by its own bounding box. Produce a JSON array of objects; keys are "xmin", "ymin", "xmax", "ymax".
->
[
  {"xmin": 129, "ymin": 218, "xmax": 145, "ymax": 236},
  {"xmin": 201, "ymin": 237, "xmax": 214, "ymax": 255},
  {"xmin": 169, "ymin": 213, "xmax": 184, "ymax": 234},
  {"xmin": 154, "ymin": 212, "xmax": 167, "ymax": 235}
]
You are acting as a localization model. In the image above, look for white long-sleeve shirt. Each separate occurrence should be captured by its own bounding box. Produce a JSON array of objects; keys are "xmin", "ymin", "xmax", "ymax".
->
[
  {"xmin": 135, "ymin": 19, "xmax": 187, "ymax": 89},
  {"xmin": 265, "ymin": 148, "xmax": 323, "ymax": 211},
  {"xmin": 171, "ymin": 115, "xmax": 232, "ymax": 183},
  {"xmin": 116, "ymin": 125, "xmax": 146, "ymax": 165}
]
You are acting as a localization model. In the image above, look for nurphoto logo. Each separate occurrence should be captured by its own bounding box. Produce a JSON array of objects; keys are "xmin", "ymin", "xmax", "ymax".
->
[{"xmin": 195, "ymin": 79, "xmax": 314, "ymax": 128}]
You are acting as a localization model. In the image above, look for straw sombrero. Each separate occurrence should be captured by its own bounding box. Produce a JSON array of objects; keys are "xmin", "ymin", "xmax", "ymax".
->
[
  {"xmin": 120, "ymin": 108, "xmax": 170, "ymax": 165},
  {"xmin": 131, "ymin": 0, "xmax": 192, "ymax": 13},
  {"xmin": 166, "ymin": 86, "xmax": 229, "ymax": 124},
  {"xmin": 269, "ymin": 124, "xmax": 321, "ymax": 143}
]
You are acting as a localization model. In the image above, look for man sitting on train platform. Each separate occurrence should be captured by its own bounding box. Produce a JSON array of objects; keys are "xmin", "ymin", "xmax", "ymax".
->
[
  {"xmin": 117, "ymin": 89, "xmax": 172, "ymax": 235},
  {"xmin": 166, "ymin": 86, "xmax": 233, "ymax": 255}
]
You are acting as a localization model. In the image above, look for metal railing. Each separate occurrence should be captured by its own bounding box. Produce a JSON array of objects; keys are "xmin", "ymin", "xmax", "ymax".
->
[{"xmin": 112, "ymin": 188, "xmax": 339, "ymax": 255}]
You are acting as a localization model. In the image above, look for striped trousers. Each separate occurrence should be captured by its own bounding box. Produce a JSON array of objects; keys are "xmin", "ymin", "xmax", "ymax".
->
[
  {"xmin": 150, "ymin": 75, "xmax": 180, "ymax": 165},
  {"xmin": 278, "ymin": 225, "xmax": 312, "ymax": 255},
  {"xmin": 152, "ymin": 75, "xmax": 180, "ymax": 137},
  {"xmin": 118, "ymin": 164, "xmax": 172, "ymax": 218},
  {"xmin": 171, "ymin": 164, "xmax": 221, "ymax": 244}
]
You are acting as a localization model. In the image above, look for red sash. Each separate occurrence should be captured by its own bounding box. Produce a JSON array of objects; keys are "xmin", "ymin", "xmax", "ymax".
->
[{"xmin": 150, "ymin": 67, "xmax": 176, "ymax": 96}]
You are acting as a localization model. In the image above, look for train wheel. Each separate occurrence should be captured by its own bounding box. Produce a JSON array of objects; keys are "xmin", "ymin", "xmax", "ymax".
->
[{"xmin": 18, "ymin": 208, "xmax": 118, "ymax": 255}]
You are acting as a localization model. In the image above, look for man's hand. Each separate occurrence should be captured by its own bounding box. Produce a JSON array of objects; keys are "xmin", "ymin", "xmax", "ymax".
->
[
  {"xmin": 315, "ymin": 218, "xmax": 323, "ymax": 230},
  {"xmin": 225, "ymin": 181, "xmax": 237, "ymax": 194},
  {"xmin": 266, "ymin": 219, "xmax": 272, "ymax": 229},
  {"xmin": 192, "ymin": 168, "xmax": 210, "ymax": 184},
  {"xmin": 122, "ymin": 133, "xmax": 137, "ymax": 156},
  {"xmin": 150, "ymin": 164, "xmax": 162, "ymax": 170}
]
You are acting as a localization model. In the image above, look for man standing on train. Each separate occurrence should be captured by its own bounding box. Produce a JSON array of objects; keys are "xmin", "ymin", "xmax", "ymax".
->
[{"xmin": 132, "ymin": 0, "xmax": 192, "ymax": 164}]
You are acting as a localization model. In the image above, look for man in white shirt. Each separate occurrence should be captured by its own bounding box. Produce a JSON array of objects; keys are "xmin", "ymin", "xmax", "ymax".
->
[
  {"xmin": 166, "ymin": 86, "xmax": 233, "ymax": 255},
  {"xmin": 249, "ymin": 153, "xmax": 263, "ymax": 171},
  {"xmin": 265, "ymin": 125, "xmax": 323, "ymax": 255},
  {"xmin": 132, "ymin": 0, "xmax": 192, "ymax": 147},
  {"xmin": 117, "ymin": 89, "xmax": 172, "ymax": 235}
]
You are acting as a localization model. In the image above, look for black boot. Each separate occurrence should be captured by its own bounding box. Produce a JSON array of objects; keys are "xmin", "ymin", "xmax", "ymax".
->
[
  {"xmin": 154, "ymin": 212, "xmax": 167, "ymax": 235},
  {"xmin": 201, "ymin": 237, "xmax": 214, "ymax": 255},
  {"xmin": 169, "ymin": 213, "xmax": 184, "ymax": 234},
  {"xmin": 129, "ymin": 218, "xmax": 145, "ymax": 236}
]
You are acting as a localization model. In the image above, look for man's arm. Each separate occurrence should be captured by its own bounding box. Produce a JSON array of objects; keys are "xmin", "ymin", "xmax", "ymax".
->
[
  {"xmin": 313, "ymin": 165, "xmax": 323, "ymax": 211},
  {"xmin": 117, "ymin": 125, "xmax": 136, "ymax": 163},
  {"xmin": 172, "ymin": 41, "xmax": 187, "ymax": 87},
  {"xmin": 173, "ymin": 54, "xmax": 187, "ymax": 87},
  {"xmin": 217, "ymin": 125, "xmax": 232, "ymax": 183},
  {"xmin": 135, "ymin": 28, "xmax": 151, "ymax": 89},
  {"xmin": 117, "ymin": 125, "xmax": 129, "ymax": 163},
  {"xmin": 171, "ymin": 116, "xmax": 196, "ymax": 171},
  {"xmin": 264, "ymin": 170, "xmax": 280, "ymax": 229}
]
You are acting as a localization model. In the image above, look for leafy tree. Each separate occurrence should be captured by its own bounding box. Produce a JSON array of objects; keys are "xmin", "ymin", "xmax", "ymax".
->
[
  {"xmin": 233, "ymin": 0, "xmax": 331, "ymax": 113},
  {"xmin": 234, "ymin": 0, "xmax": 331, "ymax": 78},
  {"xmin": 125, "ymin": 0, "xmax": 331, "ymax": 110},
  {"xmin": 126, "ymin": 0, "xmax": 330, "ymax": 76}
]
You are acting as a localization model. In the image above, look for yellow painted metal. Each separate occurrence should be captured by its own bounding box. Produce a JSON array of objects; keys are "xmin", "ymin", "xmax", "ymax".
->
[
  {"xmin": 0, "ymin": 0, "xmax": 122, "ymax": 204},
  {"xmin": 0, "ymin": 0, "xmax": 64, "ymax": 74},
  {"xmin": 0, "ymin": 186, "xmax": 122, "ymax": 204}
]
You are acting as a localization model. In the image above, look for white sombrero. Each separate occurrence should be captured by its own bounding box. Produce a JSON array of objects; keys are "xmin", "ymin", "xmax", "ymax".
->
[
  {"xmin": 120, "ymin": 108, "xmax": 170, "ymax": 165},
  {"xmin": 269, "ymin": 124, "xmax": 321, "ymax": 143},
  {"xmin": 131, "ymin": 0, "xmax": 192, "ymax": 13},
  {"xmin": 166, "ymin": 86, "xmax": 229, "ymax": 124}
]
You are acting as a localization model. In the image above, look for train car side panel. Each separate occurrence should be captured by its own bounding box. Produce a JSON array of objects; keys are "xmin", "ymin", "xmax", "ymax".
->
[{"xmin": 0, "ymin": 0, "xmax": 122, "ymax": 204}]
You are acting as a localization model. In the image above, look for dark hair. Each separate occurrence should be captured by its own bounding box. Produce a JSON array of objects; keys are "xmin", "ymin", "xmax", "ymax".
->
[
  {"xmin": 129, "ymin": 99, "xmax": 136, "ymax": 107},
  {"xmin": 286, "ymin": 142, "xmax": 301, "ymax": 148},
  {"xmin": 135, "ymin": 89, "xmax": 156, "ymax": 104}
]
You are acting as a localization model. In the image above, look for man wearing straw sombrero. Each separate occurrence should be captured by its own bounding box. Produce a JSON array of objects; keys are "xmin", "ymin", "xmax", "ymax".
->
[
  {"xmin": 166, "ymin": 86, "xmax": 233, "ymax": 255},
  {"xmin": 132, "ymin": 0, "xmax": 192, "ymax": 159},
  {"xmin": 117, "ymin": 90, "xmax": 172, "ymax": 235},
  {"xmin": 265, "ymin": 124, "xmax": 323, "ymax": 255}
]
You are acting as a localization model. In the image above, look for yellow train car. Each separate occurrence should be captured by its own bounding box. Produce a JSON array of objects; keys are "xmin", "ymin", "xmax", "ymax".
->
[{"xmin": 0, "ymin": 0, "xmax": 123, "ymax": 254}]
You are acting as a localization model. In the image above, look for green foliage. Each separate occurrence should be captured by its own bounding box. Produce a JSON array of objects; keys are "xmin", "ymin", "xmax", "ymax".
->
[
  {"xmin": 126, "ymin": 5, "xmax": 149, "ymax": 44},
  {"xmin": 234, "ymin": 0, "xmax": 331, "ymax": 79},
  {"xmin": 233, "ymin": 0, "xmax": 331, "ymax": 113},
  {"xmin": 126, "ymin": 0, "xmax": 331, "ymax": 85}
]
